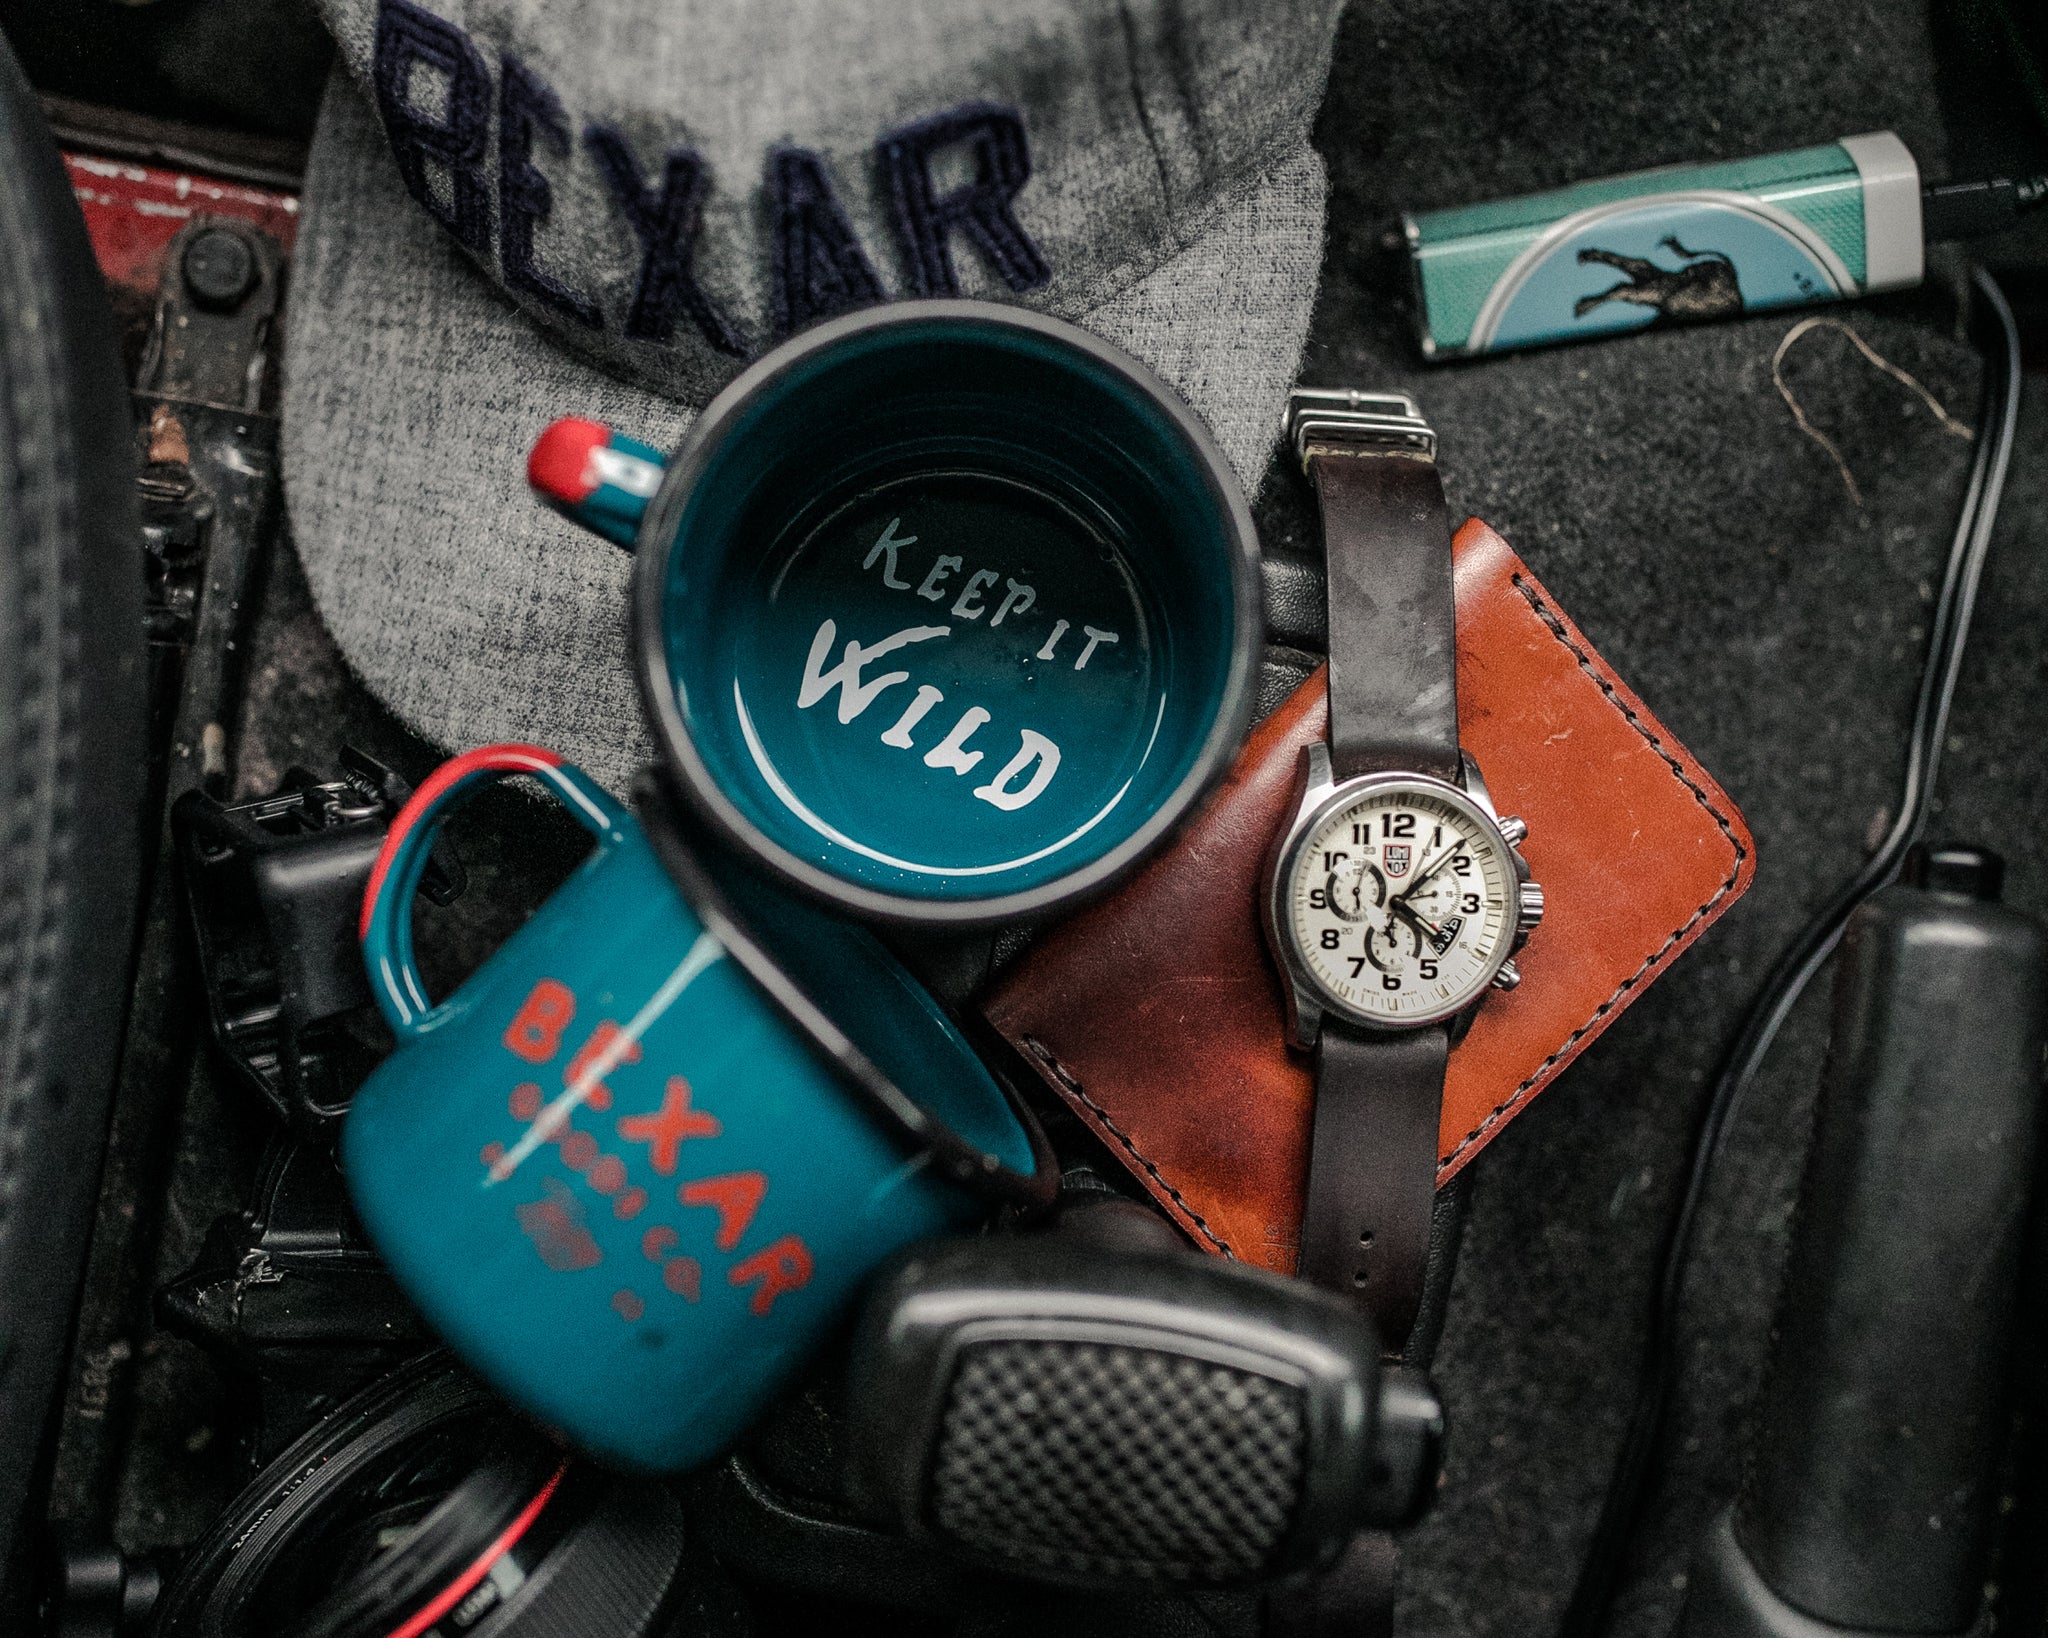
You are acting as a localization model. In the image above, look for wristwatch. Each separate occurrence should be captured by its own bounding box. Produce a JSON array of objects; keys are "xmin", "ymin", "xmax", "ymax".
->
[{"xmin": 1262, "ymin": 389, "xmax": 1543, "ymax": 1354}]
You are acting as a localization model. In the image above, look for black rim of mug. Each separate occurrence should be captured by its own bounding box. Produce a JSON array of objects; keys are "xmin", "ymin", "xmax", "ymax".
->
[
  {"xmin": 631, "ymin": 771, "xmax": 1059, "ymax": 1213},
  {"xmin": 628, "ymin": 299, "xmax": 1263, "ymax": 929}
]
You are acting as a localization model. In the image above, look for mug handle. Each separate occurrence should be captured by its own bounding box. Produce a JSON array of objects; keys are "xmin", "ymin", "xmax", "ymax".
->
[
  {"xmin": 359, "ymin": 743, "xmax": 633, "ymax": 1039},
  {"xmin": 527, "ymin": 417, "xmax": 667, "ymax": 549}
]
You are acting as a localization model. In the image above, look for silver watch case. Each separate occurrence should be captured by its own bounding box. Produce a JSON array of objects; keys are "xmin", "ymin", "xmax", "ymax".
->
[{"xmin": 1261, "ymin": 743, "xmax": 1541, "ymax": 1048}]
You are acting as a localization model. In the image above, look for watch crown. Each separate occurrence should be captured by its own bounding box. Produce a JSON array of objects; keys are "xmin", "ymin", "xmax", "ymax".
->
[
  {"xmin": 1497, "ymin": 814, "xmax": 1529, "ymax": 847},
  {"xmin": 1491, "ymin": 959, "xmax": 1522, "ymax": 992},
  {"xmin": 1518, "ymin": 881, "xmax": 1546, "ymax": 932}
]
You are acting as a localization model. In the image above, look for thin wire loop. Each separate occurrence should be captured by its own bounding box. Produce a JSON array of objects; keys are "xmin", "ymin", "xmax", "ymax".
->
[
  {"xmin": 1562, "ymin": 267, "xmax": 2024, "ymax": 1637},
  {"xmin": 1771, "ymin": 314, "xmax": 1976, "ymax": 506}
]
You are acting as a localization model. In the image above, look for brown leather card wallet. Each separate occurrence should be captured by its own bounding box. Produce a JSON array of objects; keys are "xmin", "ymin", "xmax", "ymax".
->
[{"xmin": 983, "ymin": 519, "xmax": 1755, "ymax": 1274}]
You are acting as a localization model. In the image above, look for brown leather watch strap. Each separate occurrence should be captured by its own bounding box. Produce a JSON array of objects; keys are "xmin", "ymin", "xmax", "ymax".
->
[
  {"xmin": 981, "ymin": 519, "xmax": 1757, "ymax": 1287},
  {"xmin": 1304, "ymin": 1021, "xmax": 1448, "ymax": 1350},
  {"xmin": 1307, "ymin": 442, "xmax": 1459, "ymax": 784},
  {"xmin": 1297, "ymin": 415, "xmax": 1460, "ymax": 1355}
]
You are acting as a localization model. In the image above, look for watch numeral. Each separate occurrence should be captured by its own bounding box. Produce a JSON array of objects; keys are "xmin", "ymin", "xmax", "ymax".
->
[
  {"xmin": 1308, "ymin": 887, "xmax": 1328, "ymax": 909},
  {"xmin": 1348, "ymin": 957, "xmax": 1367, "ymax": 977},
  {"xmin": 1461, "ymin": 894, "xmax": 1481, "ymax": 913},
  {"xmin": 1320, "ymin": 928, "xmax": 1341, "ymax": 949},
  {"xmin": 1420, "ymin": 959, "xmax": 1439, "ymax": 981},
  {"xmin": 1322, "ymin": 850, "xmax": 1347, "ymax": 872},
  {"xmin": 1381, "ymin": 973, "xmax": 1402, "ymax": 991},
  {"xmin": 1452, "ymin": 854, "xmax": 1472, "ymax": 876},
  {"xmin": 1382, "ymin": 813, "xmax": 1416, "ymax": 839},
  {"xmin": 1351, "ymin": 823, "xmax": 1366, "ymax": 844}
]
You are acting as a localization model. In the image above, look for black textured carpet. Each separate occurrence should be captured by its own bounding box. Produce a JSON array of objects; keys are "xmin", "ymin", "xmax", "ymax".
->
[{"xmin": 1295, "ymin": 2, "xmax": 2046, "ymax": 1634}]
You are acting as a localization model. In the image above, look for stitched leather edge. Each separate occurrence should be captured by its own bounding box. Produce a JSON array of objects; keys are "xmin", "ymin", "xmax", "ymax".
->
[
  {"xmin": 1434, "ymin": 575, "xmax": 1752, "ymax": 1174},
  {"xmin": 1004, "ymin": 562, "xmax": 1754, "ymax": 1236},
  {"xmin": 1018, "ymin": 1034, "xmax": 1235, "ymax": 1257}
]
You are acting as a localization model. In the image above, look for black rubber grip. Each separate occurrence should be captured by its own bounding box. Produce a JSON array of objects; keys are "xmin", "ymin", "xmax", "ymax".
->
[{"xmin": 1731, "ymin": 872, "xmax": 2047, "ymax": 1633}]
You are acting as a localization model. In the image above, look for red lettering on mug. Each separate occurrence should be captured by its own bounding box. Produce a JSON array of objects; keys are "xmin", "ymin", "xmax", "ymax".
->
[
  {"xmin": 612, "ymin": 1187, "xmax": 647, "ymax": 1220},
  {"xmin": 612, "ymin": 1289, "xmax": 645, "ymax": 1322},
  {"xmin": 515, "ymin": 1179, "xmax": 602, "ymax": 1272},
  {"xmin": 510, "ymin": 1082, "xmax": 543, "ymax": 1121},
  {"xmin": 587, "ymin": 1155, "xmax": 626, "ymax": 1194},
  {"xmin": 505, "ymin": 980, "xmax": 575, "ymax": 1063},
  {"xmin": 641, "ymin": 1225, "xmax": 678, "ymax": 1262},
  {"xmin": 663, "ymin": 1257, "xmax": 702, "ymax": 1301},
  {"xmin": 563, "ymin": 1021, "xmax": 642, "ymax": 1113},
  {"xmin": 729, "ymin": 1235, "xmax": 813, "ymax": 1316},
  {"xmin": 617, "ymin": 1077, "xmax": 720, "ymax": 1175},
  {"xmin": 679, "ymin": 1171, "xmax": 766, "ymax": 1251}
]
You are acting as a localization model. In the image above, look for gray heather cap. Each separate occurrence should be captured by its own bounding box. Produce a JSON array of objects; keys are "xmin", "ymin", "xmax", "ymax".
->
[{"xmin": 284, "ymin": 0, "xmax": 1343, "ymax": 794}]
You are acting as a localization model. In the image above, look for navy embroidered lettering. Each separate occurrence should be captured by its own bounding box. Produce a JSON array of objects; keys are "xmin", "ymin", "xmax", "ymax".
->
[
  {"xmin": 372, "ymin": 0, "xmax": 492, "ymax": 256},
  {"xmin": 877, "ymin": 102, "xmax": 1050, "ymax": 298},
  {"xmin": 766, "ymin": 147, "xmax": 885, "ymax": 338},
  {"xmin": 585, "ymin": 124, "xmax": 745, "ymax": 357},
  {"xmin": 498, "ymin": 56, "xmax": 602, "ymax": 328}
]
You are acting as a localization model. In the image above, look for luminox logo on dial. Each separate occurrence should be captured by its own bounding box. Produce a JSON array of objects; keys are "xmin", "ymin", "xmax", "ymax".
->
[{"xmin": 1283, "ymin": 780, "xmax": 1514, "ymax": 1026}]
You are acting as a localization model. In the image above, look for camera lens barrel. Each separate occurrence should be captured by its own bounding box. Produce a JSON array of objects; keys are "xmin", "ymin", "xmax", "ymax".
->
[{"xmin": 148, "ymin": 1354, "xmax": 688, "ymax": 1638}]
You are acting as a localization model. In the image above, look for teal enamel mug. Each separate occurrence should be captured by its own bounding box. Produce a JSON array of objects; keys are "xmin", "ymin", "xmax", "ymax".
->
[
  {"xmin": 344, "ymin": 743, "xmax": 1052, "ymax": 1472},
  {"xmin": 530, "ymin": 302, "xmax": 1263, "ymax": 926}
]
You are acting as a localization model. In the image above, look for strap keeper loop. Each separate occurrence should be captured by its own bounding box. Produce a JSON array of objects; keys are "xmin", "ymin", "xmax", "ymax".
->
[{"xmin": 1286, "ymin": 387, "xmax": 1437, "ymax": 471}]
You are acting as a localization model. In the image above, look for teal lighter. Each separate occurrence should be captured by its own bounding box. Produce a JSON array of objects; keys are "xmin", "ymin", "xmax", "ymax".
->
[{"xmin": 1405, "ymin": 133, "xmax": 2039, "ymax": 360}]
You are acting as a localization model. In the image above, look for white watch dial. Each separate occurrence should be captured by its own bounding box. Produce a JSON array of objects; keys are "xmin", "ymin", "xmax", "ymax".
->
[{"xmin": 1283, "ymin": 779, "xmax": 1515, "ymax": 1025}]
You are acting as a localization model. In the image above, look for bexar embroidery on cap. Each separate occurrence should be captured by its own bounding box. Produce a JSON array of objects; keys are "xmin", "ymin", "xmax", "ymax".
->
[
  {"xmin": 767, "ymin": 146, "xmax": 886, "ymax": 338},
  {"xmin": 500, "ymin": 53, "xmax": 602, "ymax": 329},
  {"xmin": 373, "ymin": 0, "xmax": 493, "ymax": 256},
  {"xmin": 585, "ymin": 124, "xmax": 745, "ymax": 354},
  {"xmin": 370, "ymin": 0, "xmax": 1053, "ymax": 362},
  {"xmin": 877, "ymin": 100, "xmax": 1052, "ymax": 298}
]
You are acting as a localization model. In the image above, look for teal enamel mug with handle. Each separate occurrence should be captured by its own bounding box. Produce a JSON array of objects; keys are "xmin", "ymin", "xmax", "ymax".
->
[
  {"xmin": 529, "ymin": 302, "xmax": 1263, "ymax": 927},
  {"xmin": 344, "ymin": 743, "xmax": 1051, "ymax": 1473}
]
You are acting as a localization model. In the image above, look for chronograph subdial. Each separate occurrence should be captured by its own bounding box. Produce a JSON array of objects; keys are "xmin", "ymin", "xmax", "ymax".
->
[
  {"xmin": 1322, "ymin": 856, "xmax": 1386, "ymax": 922},
  {"xmin": 1361, "ymin": 913, "xmax": 1421, "ymax": 972},
  {"xmin": 1390, "ymin": 868, "xmax": 1466, "ymax": 945},
  {"xmin": 1387, "ymin": 894, "xmax": 1450, "ymax": 953}
]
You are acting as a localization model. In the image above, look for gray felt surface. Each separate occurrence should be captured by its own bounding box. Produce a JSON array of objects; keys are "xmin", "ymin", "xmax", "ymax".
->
[{"xmin": 100, "ymin": 0, "xmax": 2048, "ymax": 1632}]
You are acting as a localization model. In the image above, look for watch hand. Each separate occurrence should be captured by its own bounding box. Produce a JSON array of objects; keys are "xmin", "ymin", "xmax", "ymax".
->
[
  {"xmin": 1383, "ymin": 906, "xmax": 1425, "ymax": 958},
  {"xmin": 1360, "ymin": 921, "xmax": 1392, "ymax": 971},
  {"xmin": 1389, "ymin": 899, "xmax": 1442, "ymax": 941},
  {"xmin": 1392, "ymin": 843, "xmax": 1461, "ymax": 905}
]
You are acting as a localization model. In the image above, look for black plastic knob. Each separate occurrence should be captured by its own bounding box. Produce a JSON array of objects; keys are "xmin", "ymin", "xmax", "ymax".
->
[
  {"xmin": 1904, "ymin": 840, "xmax": 2004, "ymax": 901},
  {"xmin": 181, "ymin": 227, "xmax": 257, "ymax": 312},
  {"xmin": 1361, "ymin": 1365, "xmax": 1444, "ymax": 1529}
]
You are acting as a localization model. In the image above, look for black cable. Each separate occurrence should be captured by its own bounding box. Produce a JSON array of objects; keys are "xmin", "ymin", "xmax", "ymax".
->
[
  {"xmin": 1559, "ymin": 265, "xmax": 2025, "ymax": 1637},
  {"xmin": 1922, "ymin": 174, "xmax": 2048, "ymax": 241}
]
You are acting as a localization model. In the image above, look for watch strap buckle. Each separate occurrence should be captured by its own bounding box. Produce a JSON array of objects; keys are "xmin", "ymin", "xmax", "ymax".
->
[{"xmin": 1286, "ymin": 388, "xmax": 1437, "ymax": 471}]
